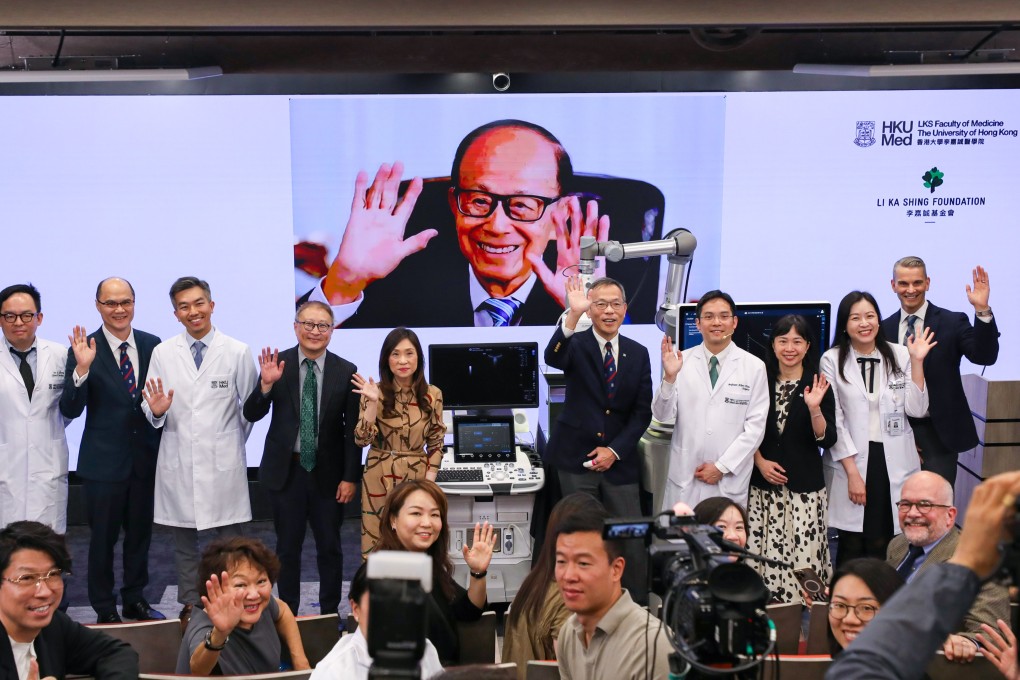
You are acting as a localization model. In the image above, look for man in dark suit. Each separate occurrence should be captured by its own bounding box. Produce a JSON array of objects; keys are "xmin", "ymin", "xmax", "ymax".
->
[
  {"xmin": 881, "ymin": 257, "xmax": 999, "ymax": 485},
  {"xmin": 243, "ymin": 300, "xmax": 360, "ymax": 617},
  {"xmin": 59, "ymin": 277, "xmax": 164, "ymax": 624},
  {"xmin": 305, "ymin": 119, "xmax": 616, "ymax": 328},
  {"xmin": 544, "ymin": 275, "xmax": 652, "ymax": 600},
  {"xmin": 0, "ymin": 521, "xmax": 138, "ymax": 679},
  {"xmin": 886, "ymin": 471, "xmax": 1009, "ymax": 663}
]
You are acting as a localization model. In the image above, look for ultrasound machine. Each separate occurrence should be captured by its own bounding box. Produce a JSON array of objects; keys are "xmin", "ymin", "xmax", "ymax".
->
[{"xmin": 429, "ymin": 342, "xmax": 545, "ymax": 603}]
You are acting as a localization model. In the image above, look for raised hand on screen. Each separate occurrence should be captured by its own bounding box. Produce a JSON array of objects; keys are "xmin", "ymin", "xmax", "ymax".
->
[{"xmin": 528, "ymin": 196, "xmax": 610, "ymax": 309}]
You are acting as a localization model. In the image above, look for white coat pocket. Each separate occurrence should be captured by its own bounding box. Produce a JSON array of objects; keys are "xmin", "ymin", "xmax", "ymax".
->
[{"xmin": 214, "ymin": 428, "xmax": 243, "ymax": 472}]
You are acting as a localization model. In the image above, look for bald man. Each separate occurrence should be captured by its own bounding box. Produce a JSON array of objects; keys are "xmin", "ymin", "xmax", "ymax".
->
[{"xmin": 886, "ymin": 471, "xmax": 1009, "ymax": 662}]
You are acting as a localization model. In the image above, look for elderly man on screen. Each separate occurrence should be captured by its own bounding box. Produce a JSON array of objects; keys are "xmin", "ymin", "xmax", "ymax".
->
[
  {"xmin": 305, "ymin": 119, "xmax": 610, "ymax": 328},
  {"xmin": 885, "ymin": 470, "xmax": 1009, "ymax": 663}
]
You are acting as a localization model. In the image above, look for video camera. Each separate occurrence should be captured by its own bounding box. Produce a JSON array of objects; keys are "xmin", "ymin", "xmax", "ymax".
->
[
  {"xmin": 367, "ymin": 552, "xmax": 432, "ymax": 680},
  {"xmin": 604, "ymin": 513, "xmax": 777, "ymax": 677}
]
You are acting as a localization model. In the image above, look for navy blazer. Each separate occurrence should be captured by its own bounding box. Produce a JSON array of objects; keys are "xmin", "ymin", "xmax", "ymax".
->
[
  {"xmin": 59, "ymin": 328, "xmax": 162, "ymax": 481},
  {"xmin": 881, "ymin": 302, "xmax": 999, "ymax": 453},
  {"xmin": 749, "ymin": 370, "xmax": 837, "ymax": 493},
  {"xmin": 0, "ymin": 611, "xmax": 138, "ymax": 680},
  {"xmin": 243, "ymin": 346, "xmax": 360, "ymax": 496},
  {"xmin": 543, "ymin": 325, "xmax": 652, "ymax": 485}
]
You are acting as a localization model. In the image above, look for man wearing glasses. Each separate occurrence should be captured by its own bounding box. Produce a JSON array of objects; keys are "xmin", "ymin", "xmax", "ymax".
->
[
  {"xmin": 0, "ymin": 284, "xmax": 70, "ymax": 533},
  {"xmin": 654, "ymin": 290, "xmax": 768, "ymax": 509},
  {"xmin": 885, "ymin": 470, "xmax": 1009, "ymax": 663},
  {"xmin": 306, "ymin": 119, "xmax": 608, "ymax": 327},
  {"xmin": 0, "ymin": 521, "xmax": 137, "ymax": 678},
  {"xmin": 242, "ymin": 301, "xmax": 360, "ymax": 618},
  {"xmin": 59, "ymin": 277, "xmax": 165, "ymax": 624}
]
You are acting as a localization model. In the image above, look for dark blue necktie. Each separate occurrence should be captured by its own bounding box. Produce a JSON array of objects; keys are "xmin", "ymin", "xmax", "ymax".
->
[
  {"xmin": 604, "ymin": 342, "xmax": 617, "ymax": 400},
  {"xmin": 118, "ymin": 342, "xmax": 137, "ymax": 397}
]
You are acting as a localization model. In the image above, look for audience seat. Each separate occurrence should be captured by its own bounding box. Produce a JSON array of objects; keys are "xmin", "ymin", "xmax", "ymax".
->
[
  {"xmin": 765, "ymin": 602, "xmax": 803, "ymax": 655},
  {"xmin": 457, "ymin": 610, "xmax": 498, "ymax": 664},
  {"xmin": 926, "ymin": 651, "xmax": 1001, "ymax": 679},
  {"xmin": 761, "ymin": 655, "xmax": 831, "ymax": 680},
  {"xmin": 804, "ymin": 602, "xmax": 830, "ymax": 654},
  {"xmin": 86, "ymin": 618, "xmax": 182, "ymax": 674},
  {"xmin": 525, "ymin": 660, "xmax": 560, "ymax": 680},
  {"xmin": 295, "ymin": 613, "xmax": 341, "ymax": 667}
]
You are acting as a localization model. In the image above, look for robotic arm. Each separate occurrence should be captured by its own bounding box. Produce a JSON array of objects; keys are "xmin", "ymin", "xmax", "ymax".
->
[{"xmin": 578, "ymin": 228, "xmax": 697, "ymax": 338}]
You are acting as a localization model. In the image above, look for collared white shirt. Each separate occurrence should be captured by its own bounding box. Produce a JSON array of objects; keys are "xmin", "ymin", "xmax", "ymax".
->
[
  {"xmin": 469, "ymin": 269, "xmax": 538, "ymax": 327},
  {"xmin": 897, "ymin": 300, "xmax": 930, "ymax": 344},
  {"xmin": 3, "ymin": 337, "xmax": 38, "ymax": 379}
]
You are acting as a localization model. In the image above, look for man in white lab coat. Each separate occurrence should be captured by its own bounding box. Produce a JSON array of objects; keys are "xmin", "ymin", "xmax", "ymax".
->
[
  {"xmin": 653, "ymin": 290, "xmax": 768, "ymax": 509},
  {"xmin": 0, "ymin": 284, "xmax": 70, "ymax": 533},
  {"xmin": 141, "ymin": 276, "xmax": 258, "ymax": 627}
]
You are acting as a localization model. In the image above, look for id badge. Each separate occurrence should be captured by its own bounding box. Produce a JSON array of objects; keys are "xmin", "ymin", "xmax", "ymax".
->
[{"xmin": 884, "ymin": 412, "xmax": 905, "ymax": 436}]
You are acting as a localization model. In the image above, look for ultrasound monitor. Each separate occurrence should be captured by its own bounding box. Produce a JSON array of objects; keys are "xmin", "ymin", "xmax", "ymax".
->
[
  {"xmin": 452, "ymin": 414, "xmax": 516, "ymax": 463},
  {"xmin": 677, "ymin": 301, "xmax": 831, "ymax": 364},
  {"xmin": 428, "ymin": 342, "xmax": 540, "ymax": 410}
]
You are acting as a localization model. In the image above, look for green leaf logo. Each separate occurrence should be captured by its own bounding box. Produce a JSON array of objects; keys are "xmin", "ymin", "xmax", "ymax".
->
[{"xmin": 922, "ymin": 167, "xmax": 944, "ymax": 194}]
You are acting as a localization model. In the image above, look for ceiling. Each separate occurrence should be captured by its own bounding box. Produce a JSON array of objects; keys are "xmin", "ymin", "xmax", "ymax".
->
[{"xmin": 0, "ymin": 1, "xmax": 1018, "ymax": 80}]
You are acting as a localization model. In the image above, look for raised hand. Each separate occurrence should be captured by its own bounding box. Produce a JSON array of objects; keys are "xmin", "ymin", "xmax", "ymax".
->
[
  {"xmin": 528, "ymin": 195, "xmax": 610, "ymax": 309},
  {"xmin": 803, "ymin": 373, "xmax": 830, "ymax": 411},
  {"xmin": 906, "ymin": 327, "xmax": 937, "ymax": 361},
  {"xmin": 977, "ymin": 620, "xmax": 1019, "ymax": 679},
  {"xmin": 257, "ymin": 347, "xmax": 285, "ymax": 389},
  {"xmin": 201, "ymin": 571, "xmax": 244, "ymax": 635},
  {"xmin": 142, "ymin": 378, "xmax": 174, "ymax": 417},
  {"xmin": 966, "ymin": 265, "xmax": 991, "ymax": 311},
  {"xmin": 564, "ymin": 275, "xmax": 591, "ymax": 317},
  {"xmin": 67, "ymin": 325, "xmax": 97, "ymax": 376},
  {"xmin": 351, "ymin": 373, "xmax": 381, "ymax": 403},
  {"xmin": 322, "ymin": 162, "xmax": 437, "ymax": 305},
  {"xmin": 463, "ymin": 521, "xmax": 496, "ymax": 573},
  {"xmin": 661, "ymin": 335, "xmax": 683, "ymax": 382}
]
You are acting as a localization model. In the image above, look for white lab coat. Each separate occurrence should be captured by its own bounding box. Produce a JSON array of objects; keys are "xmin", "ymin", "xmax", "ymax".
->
[
  {"xmin": 142, "ymin": 330, "xmax": 257, "ymax": 530},
  {"xmin": 820, "ymin": 344, "xmax": 926, "ymax": 533},
  {"xmin": 653, "ymin": 343, "xmax": 768, "ymax": 510},
  {"xmin": 0, "ymin": 339, "xmax": 70, "ymax": 532}
]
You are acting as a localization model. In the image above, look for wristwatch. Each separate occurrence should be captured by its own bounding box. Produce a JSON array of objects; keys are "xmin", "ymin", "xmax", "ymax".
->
[
  {"xmin": 204, "ymin": 630, "xmax": 229, "ymax": 651},
  {"xmin": 976, "ymin": 307, "xmax": 993, "ymax": 318},
  {"xmin": 470, "ymin": 570, "xmax": 488, "ymax": 580}
]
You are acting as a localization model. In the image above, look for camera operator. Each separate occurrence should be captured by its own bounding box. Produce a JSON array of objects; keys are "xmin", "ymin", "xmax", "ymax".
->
[
  {"xmin": 555, "ymin": 495, "xmax": 671, "ymax": 679},
  {"xmin": 827, "ymin": 470, "xmax": 1020, "ymax": 680}
]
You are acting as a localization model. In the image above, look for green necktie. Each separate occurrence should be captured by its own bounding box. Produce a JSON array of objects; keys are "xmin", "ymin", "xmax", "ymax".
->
[
  {"xmin": 709, "ymin": 355, "xmax": 719, "ymax": 388},
  {"xmin": 299, "ymin": 358, "xmax": 318, "ymax": 472}
]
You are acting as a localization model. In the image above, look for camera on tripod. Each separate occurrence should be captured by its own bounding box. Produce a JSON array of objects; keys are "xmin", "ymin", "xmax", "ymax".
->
[{"xmin": 604, "ymin": 513, "xmax": 777, "ymax": 677}]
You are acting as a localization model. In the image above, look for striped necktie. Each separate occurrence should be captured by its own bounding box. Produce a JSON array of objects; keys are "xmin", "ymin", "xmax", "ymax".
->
[
  {"xmin": 299, "ymin": 358, "xmax": 318, "ymax": 472},
  {"xmin": 478, "ymin": 297, "xmax": 523, "ymax": 327},
  {"xmin": 903, "ymin": 314, "xmax": 918, "ymax": 345},
  {"xmin": 604, "ymin": 342, "xmax": 617, "ymax": 400},
  {"xmin": 118, "ymin": 342, "xmax": 137, "ymax": 397}
]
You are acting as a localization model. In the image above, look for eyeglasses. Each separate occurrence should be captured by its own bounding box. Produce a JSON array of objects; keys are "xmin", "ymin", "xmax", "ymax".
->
[
  {"xmin": 895, "ymin": 500, "xmax": 951, "ymax": 514},
  {"xmin": 0, "ymin": 312, "xmax": 38, "ymax": 324},
  {"xmin": 452, "ymin": 187, "xmax": 557, "ymax": 223},
  {"xmin": 828, "ymin": 602, "xmax": 879, "ymax": 621},
  {"xmin": 296, "ymin": 321, "xmax": 333, "ymax": 333},
  {"xmin": 97, "ymin": 299, "xmax": 135, "ymax": 310},
  {"xmin": 591, "ymin": 301, "xmax": 625, "ymax": 311},
  {"xmin": 2, "ymin": 568, "xmax": 64, "ymax": 591},
  {"xmin": 699, "ymin": 313, "xmax": 734, "ymax": 322}
]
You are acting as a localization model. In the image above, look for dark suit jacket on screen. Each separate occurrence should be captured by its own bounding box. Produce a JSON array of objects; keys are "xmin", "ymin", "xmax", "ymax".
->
[
  {"xmin": 0, "ymin": 611, "xmax": 138, "ymax": 680},
  {"xmin": 243, "ymin": 346, "xmax": 360, "ymax": 496},
  {"xmin": 59, "ymin": 328, "xmax": 162, "ymax": 481},
  {"xmin": 543, "ymin": 325, "xmax": 652, "ymax": 485},
  {"xmin": 881, "ymin": 302, "xmax": 999, "ymax": 453}
]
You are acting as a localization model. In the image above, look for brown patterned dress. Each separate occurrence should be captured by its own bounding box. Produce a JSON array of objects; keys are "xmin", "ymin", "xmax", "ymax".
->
[{"xmin": 357, "ymin": 383, "xmax": 446, "ymax": 557}]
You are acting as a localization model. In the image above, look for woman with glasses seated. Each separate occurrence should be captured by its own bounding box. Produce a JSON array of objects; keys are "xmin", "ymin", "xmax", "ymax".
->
[
  {"xmin": 827, "ymin": 557, "xmax": 904, "ymax": 654},
  {"xmin": 352, "ymin": 327, "xmax": 446, "ymax": 557},
  {"xmin": 176, "ymin": 537, "xmax": 309, "ymax": 675}
]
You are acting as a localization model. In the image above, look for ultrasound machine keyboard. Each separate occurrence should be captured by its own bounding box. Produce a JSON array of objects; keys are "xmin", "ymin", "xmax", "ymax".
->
[{"xmin": 435, "ymin": 468, "xmax": 484, "ymax": 483}]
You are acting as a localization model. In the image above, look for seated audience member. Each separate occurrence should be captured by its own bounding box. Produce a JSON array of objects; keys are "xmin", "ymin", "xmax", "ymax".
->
[
  {"xmin": 176, "ymin": 537, "xmax": 309, "ymax": 675},
  {"xmin": 693, "ymin": 497, "xmax": 749, "ymax": 549},
  {"xmin": 0, "ymin": 521, "xmax": 138, "ymax": 679},
  {"xmin": 502, "ymin": 493, "xmax": 592, "ymax": 679},
  {"xmin": 978, "ymin": 620, "xmax": 1019, "ymax": 680},
  {"xmin": 373, "ymin": 479, "xmax": 495, "ymax": 664},
  {"xmin": 827, "ymin": 558, "xmax": 904, "ymax": 655},
  {"xmin": 887, "ymin": 470, "xmax": 1010, "ymax": 662},
  {"xmin": 826, "ymin": 470, "xmax": 1020, "ymax": 679},
  {"xmin": 555, "ymin": 494, "xmax": 671, "ymax": 679},
  {"xmin": 310, "ymin": 562, "xmax": 443, "ymax": 679}
]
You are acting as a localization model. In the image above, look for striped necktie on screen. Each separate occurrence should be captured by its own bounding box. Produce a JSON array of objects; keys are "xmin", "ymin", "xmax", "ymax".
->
[{"xmin": 478, "ymin": 297, "xmax": 523, "ymax": 327}]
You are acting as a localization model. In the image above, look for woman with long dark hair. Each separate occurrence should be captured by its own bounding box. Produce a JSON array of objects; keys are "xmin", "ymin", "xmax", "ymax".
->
[
  {"xmin": 352, "ymin": 327, "xmax": 446, "ymax": 557},
  {"xmin": 502, "ymin": 493, "xmax": 595, "ymax": 679},
  {"xmin": 821, "ymin": 292, "xmax": 934, "ymax": 565},
  {"xmin": 746, "ymin": 314, "xmax": 837, "ymax": 602},
  {"xmin": 374, "ymin": 479, "xmax": 495, "ymax": 665}
]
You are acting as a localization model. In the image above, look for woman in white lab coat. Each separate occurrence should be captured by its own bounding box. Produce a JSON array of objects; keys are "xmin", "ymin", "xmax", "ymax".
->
[{"xmin": 821, "ymin": 291, "xmax": 934, "ymax": 566}]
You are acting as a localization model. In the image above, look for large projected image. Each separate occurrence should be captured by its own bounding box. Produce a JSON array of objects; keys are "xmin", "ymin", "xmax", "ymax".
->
[{"xmin": 290, "ymin": 95, "xmax": 727, "ymax": 329}]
